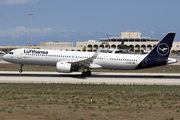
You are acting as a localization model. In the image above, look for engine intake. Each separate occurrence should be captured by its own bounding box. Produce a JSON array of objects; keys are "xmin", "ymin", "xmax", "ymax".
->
[{"xmin": 56, "ymin": 62, "xmax": 71, "ymax": 73}]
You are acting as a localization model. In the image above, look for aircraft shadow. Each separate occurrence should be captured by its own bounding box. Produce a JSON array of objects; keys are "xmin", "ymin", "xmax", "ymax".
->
[{"xmin": 0, "ymin": 73, "xmax": 180, "ymax": 79}]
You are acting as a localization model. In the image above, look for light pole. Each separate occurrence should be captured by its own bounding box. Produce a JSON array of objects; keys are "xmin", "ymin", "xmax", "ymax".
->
[
  {"xmin": 29, "ymin": 13, "xmax": 33, "ymax": 46},
  {"xmin": 106, "ymin": 34, "xmax": 110, "ymax": 52}
]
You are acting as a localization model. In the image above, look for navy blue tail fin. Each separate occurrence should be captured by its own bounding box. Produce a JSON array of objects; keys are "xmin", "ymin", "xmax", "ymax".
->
[
  {"xmin": 118, "ymin": 40, "xmax": 124, "ymax": 49},
  {"xmin": 148, "ymin": 33, "xmax": 175, "ymax": 58},
  {"xmin": 135, "ymin": 33, "xmax": 176, "ymax": 69}
]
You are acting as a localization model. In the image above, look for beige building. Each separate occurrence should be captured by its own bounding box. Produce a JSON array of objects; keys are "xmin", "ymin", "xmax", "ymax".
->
[
  {"xmin": 76, "ymin": 32, "xmax": 158, "ymax": 53},
  {"xmin": 1, "ymin": 32, "xmax": 180, "ymax": 53},
  {"xmin": 40, "ymin": 42, "xmax": 83, "ymax": 51},
  {"xmin": 121, "ymin": 32, "xmax": 141, "ymax": 38},
  {"xmin": 38, "ymin": 32, "xmax": 180, "ymax": 54},
  {"xmin": 0, "ymin": 46, "xmax": 40, "ymax": 53}
]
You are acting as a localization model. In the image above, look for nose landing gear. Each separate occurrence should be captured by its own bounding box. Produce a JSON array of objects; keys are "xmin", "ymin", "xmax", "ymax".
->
[{"xmin": 19, "ymin": 64, "xmax": 24, "ymax": 73}]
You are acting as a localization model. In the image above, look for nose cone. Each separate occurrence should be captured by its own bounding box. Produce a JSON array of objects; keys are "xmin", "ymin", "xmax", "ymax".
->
[{"xmin": 3, "ymin": 54, "xmax": 7, "ymax": 61}]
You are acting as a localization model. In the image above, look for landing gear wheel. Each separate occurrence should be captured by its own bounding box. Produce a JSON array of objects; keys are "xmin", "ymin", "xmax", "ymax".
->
[
  {"xmin": 19, "ymin": 69, "xmax": 23, "ymax": 73},
  {"xmin": 87, "ymin": 70, "xmax": 91, "ymax": 76},
  {"xmin": 81, "ymin": 72, "xmax": 87, "ymax": 77}
]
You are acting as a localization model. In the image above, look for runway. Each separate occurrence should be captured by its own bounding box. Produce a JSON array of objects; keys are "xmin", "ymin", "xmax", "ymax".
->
[{"xmin": 0, "ymin": 71, "xmax": 180, "ymax": 85}]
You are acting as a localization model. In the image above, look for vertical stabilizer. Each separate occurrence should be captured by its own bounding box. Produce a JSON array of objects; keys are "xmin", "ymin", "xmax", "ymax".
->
[
  {"xmin": 135, "ymin": 33, "xmax": 176, "ymax": 69},
  {"xmin": 118, "ymin": 40, "xmax": 124, "ymax": 49}
]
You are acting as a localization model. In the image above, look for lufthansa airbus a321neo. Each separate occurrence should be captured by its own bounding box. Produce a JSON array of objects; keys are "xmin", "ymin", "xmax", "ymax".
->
[{"xmin": 3, "ymin": 33, "xmax": 177, "ymax": 77}]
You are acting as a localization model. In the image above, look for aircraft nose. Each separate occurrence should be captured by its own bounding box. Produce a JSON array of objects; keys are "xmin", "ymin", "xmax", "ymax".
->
[{"xmin": 3, "ymin": 54, "xmax": 7, "ymax": 61}]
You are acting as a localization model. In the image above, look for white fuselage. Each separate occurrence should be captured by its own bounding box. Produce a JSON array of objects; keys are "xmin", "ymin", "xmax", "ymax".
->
[{"xmin": 3, "ymin": 48, "xmax": 146, "ymax": 70}]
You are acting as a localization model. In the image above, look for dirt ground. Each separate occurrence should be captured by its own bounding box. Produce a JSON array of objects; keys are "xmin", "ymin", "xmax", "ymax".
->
[
  {"xmin": 0, "ymin": 83, "xmax": 179, "ymax": 120},
  {"xmin": 0, "ymin": 64, "xmax": 180, "ymax": 120}
]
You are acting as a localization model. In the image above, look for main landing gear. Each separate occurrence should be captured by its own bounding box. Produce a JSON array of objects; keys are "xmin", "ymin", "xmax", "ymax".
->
[
  {"xmin": 81, "ymin": 69, "xmax": 91, "ymax": 77},
  {"xmin": 19, "ymin": 64, "xmax": 24, "ymax": 73}
]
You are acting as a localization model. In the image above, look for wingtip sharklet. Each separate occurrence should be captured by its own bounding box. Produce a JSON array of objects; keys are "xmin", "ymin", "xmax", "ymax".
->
[{"xmin": 93, "ymin": 48, "xmax": 101, "ymax": 58}]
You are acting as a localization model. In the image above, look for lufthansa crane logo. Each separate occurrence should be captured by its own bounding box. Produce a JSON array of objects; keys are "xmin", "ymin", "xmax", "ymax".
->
[{"xmin": 157, "ymin": 43, "xmax": 169, "ymax": 56}]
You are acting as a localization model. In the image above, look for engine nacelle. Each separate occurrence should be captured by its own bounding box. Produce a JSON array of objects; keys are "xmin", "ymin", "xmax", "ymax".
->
[{"xmin": 56, "ymin": 62, "xmax": 71, "ymax": 73}]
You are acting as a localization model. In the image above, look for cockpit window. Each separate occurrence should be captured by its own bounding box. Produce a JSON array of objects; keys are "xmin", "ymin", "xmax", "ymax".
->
[{"xmin": 9, "ymin": 52, "xmax": 14, "ymax": 54}]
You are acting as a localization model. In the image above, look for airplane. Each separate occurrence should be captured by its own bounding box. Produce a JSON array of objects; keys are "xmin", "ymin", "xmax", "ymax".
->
[
  {"xmin": 3, "ymin": 33, "xmax": 177, "ymax": 77},
  {"xmin": 100, "ymin": 40, "xmax": 131, "ymax": 53},
  {"xmin": 143, "ymin": 50, "xmax": 151, "ymax": 54},
  {"xmin": 0, "ymin": 50, "xmax": 6, "ymax": 54}
]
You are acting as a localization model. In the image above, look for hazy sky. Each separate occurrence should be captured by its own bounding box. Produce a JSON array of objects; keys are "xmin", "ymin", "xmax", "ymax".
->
[{"xmin": 0, "ymin": 0, "xmax": 179, "ymax": 46}]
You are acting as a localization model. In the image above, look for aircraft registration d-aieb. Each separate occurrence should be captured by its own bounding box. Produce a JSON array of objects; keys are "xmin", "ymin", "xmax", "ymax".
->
[{"xmin": 3, "ymin": 33, "xmax": 177, "ymax": 77}]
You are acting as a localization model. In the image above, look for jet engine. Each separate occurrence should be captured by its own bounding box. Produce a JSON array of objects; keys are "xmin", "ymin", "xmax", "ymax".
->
[{"xmin": 56, "ymin": 62, "xmax": 71, "ymax": 73}]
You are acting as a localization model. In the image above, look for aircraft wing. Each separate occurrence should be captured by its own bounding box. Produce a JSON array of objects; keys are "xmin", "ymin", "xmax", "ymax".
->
[{"xmin": 68, "ymin": 48, "xmax": 102, "ymax": 69}]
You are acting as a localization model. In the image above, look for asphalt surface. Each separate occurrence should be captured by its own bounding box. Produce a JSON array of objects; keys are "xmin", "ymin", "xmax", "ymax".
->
[{"xmin": 0, "ymin": 71, "xmax": 180, "ymax": 85}]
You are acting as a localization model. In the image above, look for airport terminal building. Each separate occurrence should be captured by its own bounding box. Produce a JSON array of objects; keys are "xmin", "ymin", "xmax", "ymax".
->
[
  {"xmin": 1, "ymin": 32, "xmax": 180, "ymax": 54},
  {"xmin": 40, "ymin": 32, "xmax": 180, "ymax": 54},
  {"xmin": 76, "ymin": 32, "xmax": 158, "ymax": 53}
]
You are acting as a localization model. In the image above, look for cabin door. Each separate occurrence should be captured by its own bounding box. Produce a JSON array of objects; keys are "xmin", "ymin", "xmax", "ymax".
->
[{"xmin": 17, "ymin": 51, "xmax": 22, "ymax": 59}]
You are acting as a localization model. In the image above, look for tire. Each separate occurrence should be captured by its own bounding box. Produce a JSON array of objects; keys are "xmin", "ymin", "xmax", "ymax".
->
[
  {"xmin": 87, "ymin": 71, "xmax": 91, "ymax": 76},
  {"xmin": 81, "ymin": 72, "xmax": 87, "ymax": 77},
  {"xmin": 19, "ymin": 69, "xmax": 23, "ymax": 73}
]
